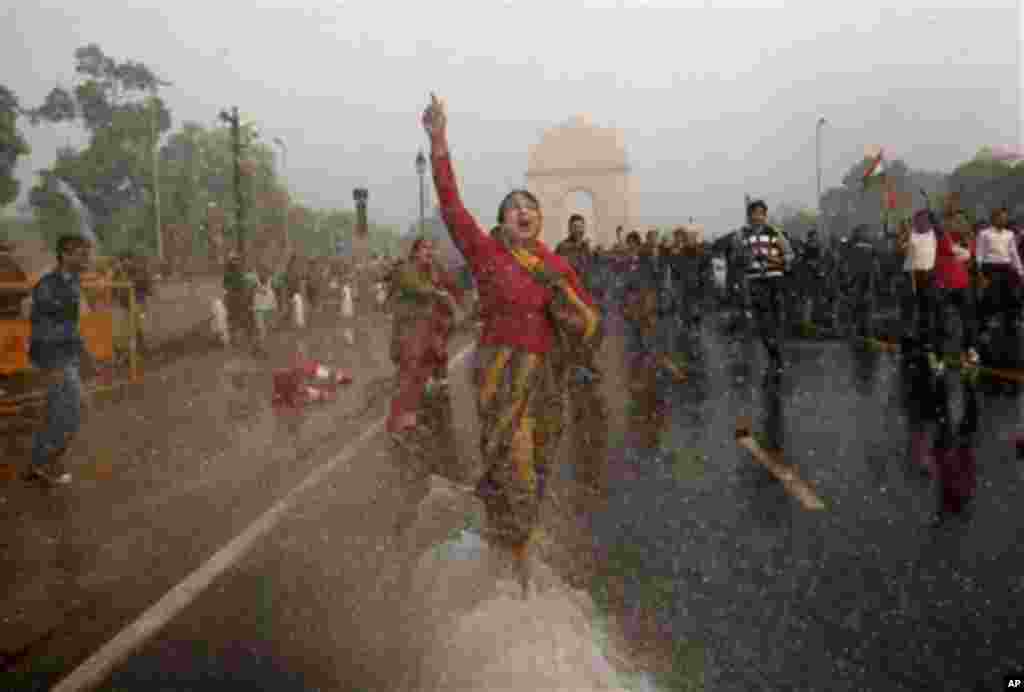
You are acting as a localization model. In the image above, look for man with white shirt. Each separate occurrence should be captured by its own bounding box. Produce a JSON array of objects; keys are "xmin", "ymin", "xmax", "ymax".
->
[
  {"xmin": 898, "ymin": 209, "xmax": 940, "ymax": 360},
  {"xmin": 974, "ymin": 207, "xmax": 1023, "ymax": 362}
]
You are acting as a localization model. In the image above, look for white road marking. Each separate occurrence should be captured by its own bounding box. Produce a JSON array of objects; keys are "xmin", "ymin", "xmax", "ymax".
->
[{"xmin": 53, "ymin": 342, "xmax": 477, "ymax": 692}]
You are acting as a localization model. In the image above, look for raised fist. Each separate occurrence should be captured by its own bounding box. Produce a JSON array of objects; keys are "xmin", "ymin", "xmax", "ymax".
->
[{"xmin": 422, "ymin": 92, "xmax": 447, "ymax": 138}]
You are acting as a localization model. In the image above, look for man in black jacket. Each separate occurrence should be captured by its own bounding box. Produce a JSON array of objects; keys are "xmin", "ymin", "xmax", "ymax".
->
[
  {"xmin": 730, "ymin": 200, "xmax": 795, "ymax": 373},
  {"xmin": 843, "ymin": 225, "xmax": 880, "ymax": 338}
]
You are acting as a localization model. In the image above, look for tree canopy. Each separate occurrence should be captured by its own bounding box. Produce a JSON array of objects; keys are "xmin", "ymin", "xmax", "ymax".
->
[
  {"xmin": 0, "ymin": 84, "xmax": 31, "ymax": 209},
  {"xmin": 28, "ymin": 44, "xmax": 171, "ymax": 249}
]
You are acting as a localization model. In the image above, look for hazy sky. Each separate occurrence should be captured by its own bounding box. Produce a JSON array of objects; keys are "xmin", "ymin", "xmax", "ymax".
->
[{"xmin": 4, "ymin": 0, "xmax": 1022, "ymax": 240}]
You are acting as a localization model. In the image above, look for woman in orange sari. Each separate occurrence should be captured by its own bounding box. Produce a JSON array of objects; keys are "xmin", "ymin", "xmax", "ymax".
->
[
  {"xmin": 386, "ymin": 237, "xmax": 462, "ymax": 440},
  {"xmin": 422, "ymin": 94, "xmax": 601, "ymax": 585}
]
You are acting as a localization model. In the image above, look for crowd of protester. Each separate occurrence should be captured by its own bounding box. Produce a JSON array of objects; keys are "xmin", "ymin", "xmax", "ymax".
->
[{"xmin": 17, "ymin": 90, "xmax": 1023, "ymax": 581}]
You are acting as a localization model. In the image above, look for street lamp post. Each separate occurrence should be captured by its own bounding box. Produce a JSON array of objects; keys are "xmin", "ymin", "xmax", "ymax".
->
[
  {"xmin": 352, "ymin": 187, "xmax": 369, "ymax": 312},
  {"xmin": 273, "ymin": 137, "xmax": 290, "ymax": 254},
  {"xmin": 150, "ymin": 91, "xmax": 164, "ymax": 263},
  {"xmin": 415, "ymin": 150, "xmax": 427, "ymax": 237},
  {"xmin": 218, "ymin": 106, "xmax": 246, "ymax": 259},
  {"xmin": 816, "ymin": 116, "xmax": 827, "ymax": 240}
]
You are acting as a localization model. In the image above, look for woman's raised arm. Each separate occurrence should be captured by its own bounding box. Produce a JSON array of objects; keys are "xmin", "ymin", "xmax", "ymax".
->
[{"xmin": 422, "ymin": 94, "xmax": 487, "ymax": 267}]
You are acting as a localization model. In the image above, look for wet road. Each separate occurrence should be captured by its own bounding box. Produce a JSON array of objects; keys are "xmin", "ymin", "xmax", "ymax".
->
[
  {"xmin": 589, "ymin": 310, "xmax": 1024, "ymax": 691},
  {"xmin": 10, "ymin": 306, "xmax": 1024, "ymax": 691}
]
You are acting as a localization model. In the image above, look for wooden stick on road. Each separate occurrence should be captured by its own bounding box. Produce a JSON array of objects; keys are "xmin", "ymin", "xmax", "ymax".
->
[
  {"xmin": 735, "ymin": 417, "xmax": 826, "ymax": 511},
  {"xmin": 862, "ymin": 336, "xmax": 1024, "ymax": 383}
]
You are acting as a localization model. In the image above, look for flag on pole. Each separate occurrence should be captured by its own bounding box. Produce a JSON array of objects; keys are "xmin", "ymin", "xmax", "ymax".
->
[{"xmin": 862, "ymin": 147, "xmax": 886, "ymax": 185}]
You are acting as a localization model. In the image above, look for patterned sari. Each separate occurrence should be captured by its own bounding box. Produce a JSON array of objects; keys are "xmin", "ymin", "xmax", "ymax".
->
[
  {"xmin": 474, "ymin": 237, "xmax": 601, "ymax": 549},
  {"xmin": 387, "ymin": 260, "xmax": 461, "ymax": 433}
]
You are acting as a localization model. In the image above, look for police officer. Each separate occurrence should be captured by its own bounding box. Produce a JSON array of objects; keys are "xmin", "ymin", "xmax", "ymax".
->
[
  {"xmin": 798, "ymin": 229, "xmax": 824, "ymax": 324},
  {"xmin": 844, "ymin": 224, "xmax": 880, "ymax": 339}
]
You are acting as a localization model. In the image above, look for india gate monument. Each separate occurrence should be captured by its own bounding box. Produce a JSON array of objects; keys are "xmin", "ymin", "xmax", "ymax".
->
[{"xmin": 526, "ymin": 114, "xmax": 637, "ymax": 249}]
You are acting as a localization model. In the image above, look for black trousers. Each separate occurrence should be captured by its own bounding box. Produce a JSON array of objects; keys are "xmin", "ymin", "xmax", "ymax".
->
[
  {"xmin": 848, "ymin": 273, "xmax": 876, "ymax": 337},
  {"xmin": 977, "ymin": 264, "xmax": 1019, "ymax": 340},
  {"xmin": 748, "ymin": 277, "xmax": 785, "ymax": 359},
  {"xmin": 937, "ymin": 287, "xmax": 975, "ymax": 353},
  {"xmin": 899, "ymin": 271, "xmax": 940, "ymax": 350}
]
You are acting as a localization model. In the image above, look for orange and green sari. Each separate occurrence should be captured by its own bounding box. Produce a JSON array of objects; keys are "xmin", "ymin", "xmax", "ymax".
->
[{"xmin": 474, "ymin": 241, "xmax": 602, "ymax": 550}]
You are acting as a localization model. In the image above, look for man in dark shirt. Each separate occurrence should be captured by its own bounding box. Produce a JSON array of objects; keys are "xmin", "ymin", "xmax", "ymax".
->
[
  {"xmin": 844, "ymin": 225, "xmax": 880, "ymax": 338},
  {"xmin": 28, "ymin": 234, "xmax": 93, "ymax": 485},
  {"xmin": 796, "ymin": 228, "xmax": 825, "ymax": 324},
  {"xmin": 730, "ymin": 200, "xmax": 795, "ymax": 373}
]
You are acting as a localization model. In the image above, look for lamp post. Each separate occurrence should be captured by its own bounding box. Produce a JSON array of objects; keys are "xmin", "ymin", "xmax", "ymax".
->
[
  {"xmin": 816, "ymin": 116, "xmax": 827, "ymax": 240},
  {"xmin": 273, "ymin": 136, "xmax": 290, "ymax": 253},
  {"xmin": 218, "ymin": 106, "xmax": 246, "ymax": 259},
  {"xmin": 354, "ymin": 188, "xmax": 368, "ymax": 233},
  {"xmin": 352, "ymin": 187, "xmax": 369, "ymax": 312},
  {"xmin": 415, "ymin": 150, "xmax": 427, "ymax": 237},
  {"xmin": 150, "ymin": 91, "xmax": 164, "ymax": 263}
]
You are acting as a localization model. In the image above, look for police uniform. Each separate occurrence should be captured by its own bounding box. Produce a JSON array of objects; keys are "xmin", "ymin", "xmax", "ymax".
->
[{"xmin": 844, "ymin": 229, "xmax": 879, "ymax": 338}]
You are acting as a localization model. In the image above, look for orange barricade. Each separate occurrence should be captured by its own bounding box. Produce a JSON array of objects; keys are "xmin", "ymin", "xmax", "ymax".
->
[
  {"xmin": 0, "ymin": 280, "xmax": 137, "ymax": 383},
  {"xmin": 0, "ymin": 319, "xmax": 30, "ymax": 376},
  {"xmin": 0, "ymin": 313, "xmax": 114, "ymax": 374},
  {"xmin": 80, "ymin": 311, "xmax": 114, "ymax": 362}
]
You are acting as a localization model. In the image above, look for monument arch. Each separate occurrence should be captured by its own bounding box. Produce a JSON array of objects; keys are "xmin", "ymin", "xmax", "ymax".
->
[{"xmin": 526, "ymin": 115, "xmax": 637, "ymax": 249}]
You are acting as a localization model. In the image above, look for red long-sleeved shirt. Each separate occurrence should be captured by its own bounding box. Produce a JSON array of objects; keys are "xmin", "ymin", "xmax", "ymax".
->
[
  {"xmin": 934, "ymin": 230, "xmax": 974, "ymax": 290},
  {"xmin": 431, "ymin": 149, "xmax": 594, "ymax": 355}
]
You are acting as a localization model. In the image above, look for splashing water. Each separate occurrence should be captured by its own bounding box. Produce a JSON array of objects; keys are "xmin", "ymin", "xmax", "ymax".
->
[{"xmin": 53, "ymin": 177, "xmax": 98, "ymax": 244}]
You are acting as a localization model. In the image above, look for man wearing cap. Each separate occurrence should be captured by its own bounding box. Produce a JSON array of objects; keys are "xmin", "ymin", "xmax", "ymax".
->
[{"xmin": 27, "ymin": 235, "xmax": 93, "ymax": 485}]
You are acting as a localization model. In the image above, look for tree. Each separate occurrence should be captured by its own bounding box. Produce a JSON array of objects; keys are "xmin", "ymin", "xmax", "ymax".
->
[
  {"xmin": 948, "ymin": 149, "xmax": 1024, "ymax": 222},
  {"xmin": 0, "ymin": 84, "xmax": 31, "ymax": 209},
  {"xmin": 28, "ymin": 44, "xmax": 171, "ymax": 250}
]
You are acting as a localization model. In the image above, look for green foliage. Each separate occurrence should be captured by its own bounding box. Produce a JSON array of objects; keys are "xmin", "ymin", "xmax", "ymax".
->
[
  {"xmin": 949, "ymin": 151, "xmax": 1024, "ymax": 220},
  {"xmin": 0, "ymin": 84, "xmax": 31, "ymax": 208},
  {"xmin": 0, "ymin": 215, "xmax": 40, "ymax": 242},
  {"xmin": 28, "ymin": 45, "xmax": 172, "ymax": 248},
  {"xmin": 29, "ymin": 170, "xmax": 84, "ymax": 248}
]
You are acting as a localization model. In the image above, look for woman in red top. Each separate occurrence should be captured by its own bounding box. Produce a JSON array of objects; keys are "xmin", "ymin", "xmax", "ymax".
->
[
  {"xmin": 386, "ymin": 237, "xmax": 462, "ymax": 439},
  {"xmin": 422, "ymin": 93, "xmax": 600, "ymax": 578},
  {"xmin": 934, "ymin": 211, "xmax": 978, "ymax": 365}
]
